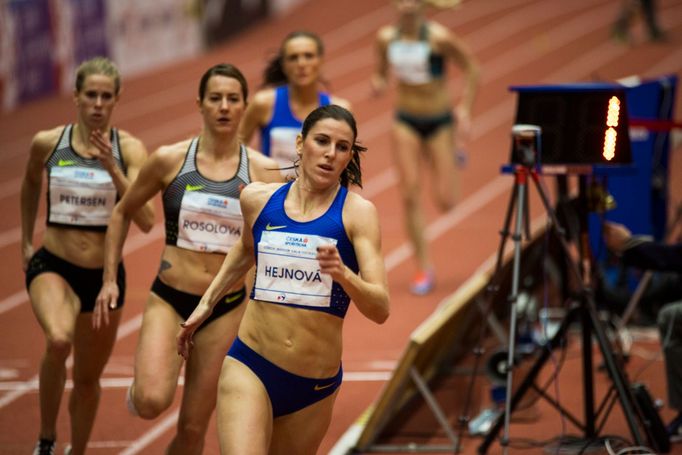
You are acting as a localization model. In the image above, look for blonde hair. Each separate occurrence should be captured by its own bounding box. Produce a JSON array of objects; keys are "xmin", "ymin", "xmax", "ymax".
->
[{"xmin": 75, "ymin": 57, "xmax": 121, "ymax": 94}]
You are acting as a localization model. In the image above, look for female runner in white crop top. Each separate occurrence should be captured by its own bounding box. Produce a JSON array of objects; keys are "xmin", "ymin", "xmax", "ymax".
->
[{"xmin": 372, "ymin": 0, "xmax": 479, "ymax": 295}]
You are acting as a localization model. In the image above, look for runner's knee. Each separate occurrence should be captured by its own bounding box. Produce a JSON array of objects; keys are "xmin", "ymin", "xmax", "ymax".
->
[
  {"xmin": 401, "ymin": 190, "xmax": 420, "ymax": 210},
  {"xmin": 132, "ymin": 387, "xmax": 173, "ymax": 419},
  {"xmin": 176, "ymin": 417, "xmax": 209, "ymax": 446},
  {"xmin": 71, "ymin": 376, "xmax": 101, "ymax": 398},
  {"xmin": 436, "ymin": 193, "xmax": 456, "ymax": 211},
  {"xmin": 45, "ymin": 335, "xmax": 72, "ymax": 361}
]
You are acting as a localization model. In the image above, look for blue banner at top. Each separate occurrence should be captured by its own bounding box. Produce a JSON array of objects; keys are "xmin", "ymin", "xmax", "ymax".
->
[
  {"xmin": 10, "ymin": 0, "xmax": 58, "ymax": 103},
  {"xmin": 71, "ymin": 0, "xmax": 109, "ymax": 64}
]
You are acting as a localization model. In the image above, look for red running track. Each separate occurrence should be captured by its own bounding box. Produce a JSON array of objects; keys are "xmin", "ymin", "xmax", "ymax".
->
[{"xmin": 1, "ymin": 0, "xmax": 681, "ymax": 453}]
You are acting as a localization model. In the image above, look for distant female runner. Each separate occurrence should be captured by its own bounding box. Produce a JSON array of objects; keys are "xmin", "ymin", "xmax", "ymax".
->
[{"xmin": 373, "ymin": 0, "xmax": 479, "ymax": 294}]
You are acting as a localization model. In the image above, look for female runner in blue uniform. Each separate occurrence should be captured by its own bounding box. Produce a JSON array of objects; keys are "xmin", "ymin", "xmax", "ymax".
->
[
  {"xmin": 21, "ymin": 57, "xmax": 155, "ymax": 455},
  {"xmin": 95, "ymin": 64, "xmax": 282, "ymax": 454},
  {"xmin": 373, "ymin": 0, "xmax": 479, "ymax": 294},
  {"xmin": 239, "ymin": 31, "xmax": 351, "ymax": 178},
  {"xmin": 178, "ymin": 105, "xmax": 390, "ymax": 454}
]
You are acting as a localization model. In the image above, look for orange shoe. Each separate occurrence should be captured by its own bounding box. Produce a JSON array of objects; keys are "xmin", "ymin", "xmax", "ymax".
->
[{"xmin": 410, "ymin": 270, "xmax": 435, "ymax": 295}]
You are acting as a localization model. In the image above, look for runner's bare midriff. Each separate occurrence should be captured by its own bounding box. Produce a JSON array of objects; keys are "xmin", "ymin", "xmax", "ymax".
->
[
  {"xmin": 238, "ymin": 299, "xmax": 344, "ymax": 378},
  {"xmin": 158, "ymin": 245, "xmax": 246, "ymax": 296},
  {"xmin": 396, "ymin": 79, "xmax": 452, "ymax": 115}
]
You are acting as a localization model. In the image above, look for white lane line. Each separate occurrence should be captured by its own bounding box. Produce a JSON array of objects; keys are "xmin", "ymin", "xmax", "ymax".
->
[
  {"xmin": 118, "ymin": 410, "xmax": 180, "ymax": 455},
  {"xmin": 383, "ymin": 176, "xmax": 509, "ymax": 271},
  {"xmin": 0, "ymin": 290, "xmax": 29, "ymax": 315},
  {"xmin": 0, "ymin": 371, "xmax": 391, "ymax": 392},
  {"xmin": 4, "ymin": 0, "xmax": 680, "ymax": 449},
  {"xmin": 114, "ymin": 373, "xmax": 394, "ymax": 455},
  {"xmin": 0, "ymin": 217, "xmax": 44, "ymax": 249}
]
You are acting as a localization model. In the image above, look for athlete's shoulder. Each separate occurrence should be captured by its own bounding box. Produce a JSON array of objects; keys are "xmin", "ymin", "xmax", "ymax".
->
[
  {"xmin": 242, "ymin": 181, "xmax": 283, "ymax": 198},
  {"xmin": 376, "ymin": 24, "xmax": 396, "ymax": 42},
  {"xmin": 330, "ymin": 96, "xmax": 352, "ymax": 112},
  {"xmin": 251, "ymin": 87, "xmax": 277, "ymax": 109},
  {"xmin": 345, "ymin": 189, "xmax": 376, "ymax": 212},
  {"xmin": 147, "ymin": 139, "xmax": 191, "ymax": 172},
  {"xmin": 116, "ymin": 129, "xmax": 146, "ymax": 154},
  {"xmin": 245, "ymin": 147, "xmax": 284, "ymax": 183},
  {"xmin": 153, "ymin": 139, "xmax": 192, "ymax": 159},
  {"xmin": 31, "ymin": 125, "xmax": 64, "ymax": 152},
  {"xmin": 241, "ymin": 181, "xmax": 284, "ymax": 208},
  {"xmin": 343, "ymin": 190, "xmax": 380, "ymax": 234},
  {"xmin": 428, "ymin": 20, "xmax": 453, "ymax": 42}
]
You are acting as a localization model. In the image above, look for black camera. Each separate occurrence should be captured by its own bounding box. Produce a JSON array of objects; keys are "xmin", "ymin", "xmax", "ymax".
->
[{"xmin": 510, "ymin": 124, "xmax": 542, "ymax": 167}]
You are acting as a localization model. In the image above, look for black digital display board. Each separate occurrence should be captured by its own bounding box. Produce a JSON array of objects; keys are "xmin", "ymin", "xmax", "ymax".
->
[{"xmin": 510, "ymin": 84, "xmax": 633, "ymax": 166}]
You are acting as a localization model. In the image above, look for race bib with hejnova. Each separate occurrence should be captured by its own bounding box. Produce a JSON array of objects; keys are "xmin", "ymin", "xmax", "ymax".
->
[{"xmin": 254, "ymin": 230, "xmax": 337, "ymax": 308}]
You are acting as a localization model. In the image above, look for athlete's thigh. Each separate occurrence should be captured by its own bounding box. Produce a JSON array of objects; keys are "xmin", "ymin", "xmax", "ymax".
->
[
  {"xmin": 134, "ymin": 292, "xmax": 184, "ymax": 395},
  {"xmin": 180, "ymin": 306, "xmax": 245, "ymax": 422},
  {"xmin": 270, "ymin": 390, "xmax": 338, "ymax": 455},
  {"xmin": 425, "ymin": 125, "xmax": 459, "ymax": 208},
  {"xmin": 392, "ymin": 121, "xmax": 424, "ymax": 195},
  {"xmin": 71, "ymin": 309, "xmax": 122, "ymax": 382},
  {"xmin": 217, "ymin": 357, "xmax": 272, "ymax": 455},
  {"xmin": 29, "ymin": 272, "xmax": 79, "ymax": 341}
]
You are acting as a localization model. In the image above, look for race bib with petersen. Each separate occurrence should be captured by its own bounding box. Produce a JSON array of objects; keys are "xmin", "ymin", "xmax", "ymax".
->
[{"xmin": 49, "ymin": 166, "xmax": 116, "ymax": 226}]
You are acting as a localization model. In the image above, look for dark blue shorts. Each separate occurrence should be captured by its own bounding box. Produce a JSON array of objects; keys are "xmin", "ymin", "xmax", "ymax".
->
[
  {"xmin": 227, "ymin": 337, "xmax": 342, "ymax": 417},
  {"xmin": 151, "ymin": 277, "xmax": 245, "ymax": 332},
  {"xmin": 25, "ymin": 247, "xmax": 126, "ymax": 313}
]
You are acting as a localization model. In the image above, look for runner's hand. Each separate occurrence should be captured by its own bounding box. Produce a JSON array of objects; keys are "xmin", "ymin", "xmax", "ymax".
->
[
  {"xmin": 317, "ymin": 244, "xmax": 346, "ymax": 281},
  {"xmin": 177, "ymin": 301, "xmax": 213, "ymax": 359},
  {"xmin": 21, "ymin": 243, "xmax": 34, "ymax": 272},
  {"xmin": 455, "ymin": 105, "xmax": 472, "ymax": 149},
  {"xmin": 90, "ymin": 129, "xmax": 116, "ymax": 171},
  {"xmin": 370, "ymin": 74, "xmax": 387, "ymax": 97},
  {"xmin": 94, "ymin": 281, "xmax": 119, "ymax": 330}
]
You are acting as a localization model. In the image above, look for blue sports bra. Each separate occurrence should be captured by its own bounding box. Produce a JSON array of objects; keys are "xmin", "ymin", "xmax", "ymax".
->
[
  {"xmin": 259, "ymin": 85, "xmax": 331, "ymax": 172},
  {"xmin": 250, "ymin": 181, "xmax": 358, "ymax": 318}
]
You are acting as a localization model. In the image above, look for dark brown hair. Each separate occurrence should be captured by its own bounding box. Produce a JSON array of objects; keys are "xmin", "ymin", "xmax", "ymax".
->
[
  {"xmin": 301, "ymin": 105, "xmax": 366, "ymax": 188},
  {"xmin": 262, "ymin": 31, "xmax": 325, "ymax": 87},
  {"xmin": 198, "ymin": 63, "xmax": 248, "ymax": 102}
]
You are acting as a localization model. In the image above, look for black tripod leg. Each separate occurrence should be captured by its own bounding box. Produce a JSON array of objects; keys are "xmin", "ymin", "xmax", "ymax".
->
[
  {"xmin": 489, "ymin": 180, "xmax": 520, "ymax": 291},
  {"xmin": 478, "ymin": 307, "xmax": 580, "ymax": 454},
  {"xmin": 581, "ymin": 297, "xmax": 596, "ymax": 437},
  {"xmin": 456, "ymin": 179, "xmax": 521, "ymax": 448},
  {"xmin": 527, "ymin": 171, "xmax": 647, "ymax": 446},
  {"xmin": 584, "ymin": 297, "xmax": 646, "ymax": 444},
  {"xmin": 523, "ymin": 179, "xmax": 531, "ymax": 240},
  {"xmin": 500, "ymin": 172, "xmax": 529, "ymax": 450}
]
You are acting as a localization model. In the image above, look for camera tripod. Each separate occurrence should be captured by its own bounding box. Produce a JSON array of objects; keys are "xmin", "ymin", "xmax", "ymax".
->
[{"xmin": 473, "ymin": 164, "xmax": 649, "ymax": 454}]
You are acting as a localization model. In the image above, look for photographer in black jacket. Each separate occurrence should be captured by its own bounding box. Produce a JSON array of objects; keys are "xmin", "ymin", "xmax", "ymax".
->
[{"xmin": 604, "ymin": 221, "xmax": 682, "ymax": 441}]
